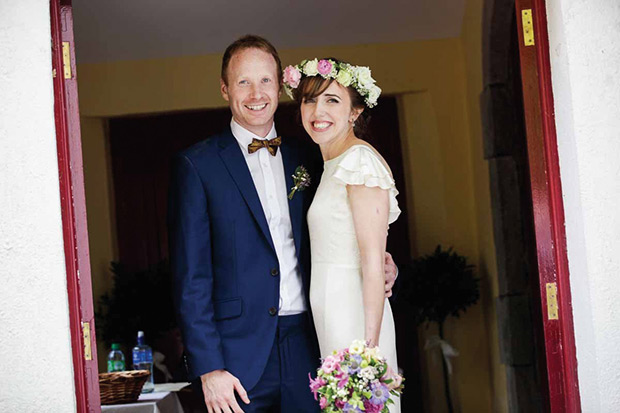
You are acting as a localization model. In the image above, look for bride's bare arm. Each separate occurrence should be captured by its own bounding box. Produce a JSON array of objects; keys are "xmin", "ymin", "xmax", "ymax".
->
[{"xmin": 347, "ymin": 184, "xmax": 390, "ymax": 346}]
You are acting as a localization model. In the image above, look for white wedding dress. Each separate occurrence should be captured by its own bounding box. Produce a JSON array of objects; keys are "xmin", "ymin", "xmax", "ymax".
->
[{"xmin": 308, "ymin": 144, "xmax": 401, "ymax": 413}]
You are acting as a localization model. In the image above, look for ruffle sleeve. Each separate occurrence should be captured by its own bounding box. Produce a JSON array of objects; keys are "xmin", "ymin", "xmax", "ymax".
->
[{"xmin": 332, "ymin": 145, "xmax": 401, "ymax": 225}]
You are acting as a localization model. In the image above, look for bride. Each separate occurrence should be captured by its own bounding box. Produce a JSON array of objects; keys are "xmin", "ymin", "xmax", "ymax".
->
[{"xmin": 284, "ymin": 58, "xmax": 402, "ymax": 412}]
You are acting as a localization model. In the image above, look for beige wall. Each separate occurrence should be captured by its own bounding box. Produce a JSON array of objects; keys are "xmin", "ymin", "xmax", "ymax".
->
[{"xmin": 78, "ymin": 34, "xmax": 505, "ymax": 411}]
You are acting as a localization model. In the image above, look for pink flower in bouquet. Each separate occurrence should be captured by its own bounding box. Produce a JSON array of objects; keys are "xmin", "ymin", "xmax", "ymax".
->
[
  {"xmin": 308, "ymin": 373, "xmax": 326, "ymax": 400},
  {"xmin": 283, "ymin": 65, "xmax": 301, "ymax": 88},
  {"xmin": 363, "ymin": 399, "xmax": 384, "ymax": 413},
  {"xmin": 338, "ymin": 374, "xmax": 349, "ymax": 388},
  {"xmin": 334, "ymin": 350, "xmax": 345, "ymax": 362},
  {"xmin": 317, "ymin": 59, "xmax": 333, "ymax": 76},
  {"xmin": 321, "ymin": 355, "xmax": 339, "ymax": 374},
  {"xmin": 320, "ymin": 396, "xmax": 328, "ymax": 409}
]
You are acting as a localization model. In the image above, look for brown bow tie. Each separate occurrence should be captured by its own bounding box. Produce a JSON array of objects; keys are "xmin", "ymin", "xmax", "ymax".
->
[{"xmin": 247, "ymin": 136, "xmax": 282, "ymax": 156}]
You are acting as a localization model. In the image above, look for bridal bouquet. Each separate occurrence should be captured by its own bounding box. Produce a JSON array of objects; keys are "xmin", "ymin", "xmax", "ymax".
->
[{"xmin": 309, "ymin": 340, "xmax": 404, "ymax": 412}]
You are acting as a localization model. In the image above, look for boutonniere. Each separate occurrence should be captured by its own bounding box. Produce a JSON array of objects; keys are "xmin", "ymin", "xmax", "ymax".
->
[{"xmin": 288, "ymin": 165, "xmax": 311, "ymax": 200}]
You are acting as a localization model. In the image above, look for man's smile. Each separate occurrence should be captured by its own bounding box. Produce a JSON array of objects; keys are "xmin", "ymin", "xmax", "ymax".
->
[{"xmin": 245, "ymin": 103, "xmax": 268, "ymax": 111}]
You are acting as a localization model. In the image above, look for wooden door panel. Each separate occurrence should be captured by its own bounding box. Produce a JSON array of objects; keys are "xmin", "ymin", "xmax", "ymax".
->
[
  {"xmin": 514, "ymin": 1, "xmax": 581, "ymax": 412},
  {"xmin": 51, "ymin": 0, "xmax": 101, "ymax": 411}
]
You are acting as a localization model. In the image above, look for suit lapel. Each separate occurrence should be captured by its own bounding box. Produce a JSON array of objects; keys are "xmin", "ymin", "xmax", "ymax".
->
[
  {"xmin": 281, "ymin": 137, "xmax": 303, "ymax": 262},
  {"xmin": 217, "ymin": 131, "xmax": 276, "ymax": 254}
]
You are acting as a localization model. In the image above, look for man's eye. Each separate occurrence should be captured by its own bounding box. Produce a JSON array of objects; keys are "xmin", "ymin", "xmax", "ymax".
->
[
  {"xmin": 239, "ymin": 80, "xmax": 249, "ymax": 85},
  {"xmin": 262, "ymin": 78, "xmax": 272, "ymax": 83}
]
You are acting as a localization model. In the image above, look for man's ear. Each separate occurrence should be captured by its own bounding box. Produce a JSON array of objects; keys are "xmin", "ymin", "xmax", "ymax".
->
[{"xmin": 220, "ymin": 79, "xmax": 229, "ymax": 101}]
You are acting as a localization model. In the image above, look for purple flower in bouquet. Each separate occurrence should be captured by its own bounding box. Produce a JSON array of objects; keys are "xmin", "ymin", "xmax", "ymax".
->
[
  {"xmin": 348, "ymin": 353, "xmax": 362, "ymax": 374},
  {"xmin": 343, "ymin": 402, "xmax": 363, "ymax": 412},
  {"xmin": 369, "ymin": 381, "xmax": 391, "ymax": 406}
]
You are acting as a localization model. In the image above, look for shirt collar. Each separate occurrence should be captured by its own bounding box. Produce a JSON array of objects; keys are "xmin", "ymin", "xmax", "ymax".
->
[{"xmin": 230, "ymin": 118, "xmax": 278, "ymax": 148}]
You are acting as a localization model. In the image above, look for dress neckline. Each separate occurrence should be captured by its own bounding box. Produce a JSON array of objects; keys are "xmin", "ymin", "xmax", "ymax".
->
[{"xmin": 324, "ymin": 144, "xmax": 370, "ymax": 165}]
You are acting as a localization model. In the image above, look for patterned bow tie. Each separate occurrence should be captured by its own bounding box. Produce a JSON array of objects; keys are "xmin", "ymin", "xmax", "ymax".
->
[{"xmin": 247, "ymin": 136, "xmax": 282, "ymax": 156}]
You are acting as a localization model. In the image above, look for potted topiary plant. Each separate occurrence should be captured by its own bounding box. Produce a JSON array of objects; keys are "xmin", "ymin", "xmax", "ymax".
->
[{"xmin": 400, "ymin": 245, "xmax": 480, "ymax": 413}]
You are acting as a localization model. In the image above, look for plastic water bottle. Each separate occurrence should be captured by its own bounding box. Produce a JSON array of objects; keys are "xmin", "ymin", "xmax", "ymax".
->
[
  {"xmin": 132, "ymin": 331, "xmax": 154, "ymax": 393},
  {"xmin": 107, "ymin": 343, "xmax": 125, "ymax": 372}
]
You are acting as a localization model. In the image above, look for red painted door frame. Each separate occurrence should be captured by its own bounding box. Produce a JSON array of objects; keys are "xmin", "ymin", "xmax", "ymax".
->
[
  {"xmin": 51, "ymin": 0, "xmax": 101, "ymax": 411},
  {"xmin": 51, "ymin": 0, "xmax": 580, "ymax": 411},
  {"xmin": 515, "ymin": 0, "xmax": 581, "ymax": 412}
]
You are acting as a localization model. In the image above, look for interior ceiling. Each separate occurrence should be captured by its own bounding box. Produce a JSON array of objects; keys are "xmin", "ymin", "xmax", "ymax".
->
[{"xmin": 73, "ymin": 0, "xmax": 465, "ymax": 64}]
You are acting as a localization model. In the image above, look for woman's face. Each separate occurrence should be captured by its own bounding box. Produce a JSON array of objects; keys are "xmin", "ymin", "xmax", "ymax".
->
[{"xmin": 300, "ymin": 81, "xmax": 361, "ymax": 146}]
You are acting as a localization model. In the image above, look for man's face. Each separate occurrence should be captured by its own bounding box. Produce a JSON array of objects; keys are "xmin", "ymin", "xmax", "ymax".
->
[{"xmin": 221, "ymin": 48, "xmax": 281, "ymax": 138}]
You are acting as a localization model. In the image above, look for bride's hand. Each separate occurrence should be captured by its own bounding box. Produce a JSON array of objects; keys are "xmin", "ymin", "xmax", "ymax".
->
[{"xmin": 385, "ymin": 365, "xmax": 403, "ymax": 390}]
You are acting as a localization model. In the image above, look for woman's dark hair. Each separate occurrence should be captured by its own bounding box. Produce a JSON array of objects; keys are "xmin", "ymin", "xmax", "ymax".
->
[{"xmin": 293, "ymin": 59, "xmax": 371, "ymax": 139}]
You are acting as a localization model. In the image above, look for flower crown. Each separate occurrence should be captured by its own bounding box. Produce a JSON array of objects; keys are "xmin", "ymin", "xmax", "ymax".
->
[{"xmin": 282, "ymin": 58, "xmax": 381, "ymax": 108}]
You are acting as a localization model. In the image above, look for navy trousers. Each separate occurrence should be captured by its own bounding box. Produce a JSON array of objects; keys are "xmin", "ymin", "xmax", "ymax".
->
[{"xmin": 234, "ymin": 313, "xmax": 320, "ymax": 412}]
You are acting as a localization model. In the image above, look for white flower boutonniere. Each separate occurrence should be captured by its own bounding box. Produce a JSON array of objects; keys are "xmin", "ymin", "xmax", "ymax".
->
[{"xmin": 288, "ymin": 165, "xmax": 311, "ymax": 200}]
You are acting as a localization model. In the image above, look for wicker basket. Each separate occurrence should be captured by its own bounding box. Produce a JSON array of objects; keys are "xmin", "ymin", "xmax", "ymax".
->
[{"xmin": 99, "ymin": 370, "xmax": 150, "ymax": 405}]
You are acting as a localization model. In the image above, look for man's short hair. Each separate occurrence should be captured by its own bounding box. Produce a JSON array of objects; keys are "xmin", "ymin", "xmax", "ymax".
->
[{"xmin": 221, "ymin": 34, "xmax": 283, "ymax": 86}]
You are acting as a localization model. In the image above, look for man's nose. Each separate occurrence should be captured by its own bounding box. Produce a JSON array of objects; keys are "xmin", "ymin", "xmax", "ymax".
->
[{"xmin": 249, "ymin": 84, "xmax": 261, "ymax": 99}]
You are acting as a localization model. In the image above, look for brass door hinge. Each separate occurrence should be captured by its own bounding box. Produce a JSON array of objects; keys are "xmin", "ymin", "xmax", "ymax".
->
[
  {"xmin": 546, "ymin": 283, "xmax": 559, "ymax": 320},
  {"xmin": 82, "ymin": 322, "xmax": 93, "ymax": 360},
  {"xmin": 522, "ymin": 9, "xmax": 535, "ymax": 46},
  {"xmin": 62, "ymin": 42, "xmax": 72, "ymax": 79}
]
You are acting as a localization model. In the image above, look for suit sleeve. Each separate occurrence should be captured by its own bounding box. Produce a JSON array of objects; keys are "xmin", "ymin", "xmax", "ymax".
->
[{"xmin": 168, "ymin": 154, "xmax": 225, "ymax": 380}]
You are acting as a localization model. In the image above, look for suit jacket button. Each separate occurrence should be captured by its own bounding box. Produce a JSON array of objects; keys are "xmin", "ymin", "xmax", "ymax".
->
[
  {"xmin": 271, "ymin": 268, "xmax": 279, "ymax": 276},
  {"xmin": 269, "ymin": 307, "xmax": 277, "ymax": 316}
]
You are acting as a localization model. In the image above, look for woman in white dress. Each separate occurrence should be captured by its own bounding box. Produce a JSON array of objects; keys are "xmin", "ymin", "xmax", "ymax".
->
[{"xmin": 283, "ymin": 59, "xmax": 402, "ymax": 412}]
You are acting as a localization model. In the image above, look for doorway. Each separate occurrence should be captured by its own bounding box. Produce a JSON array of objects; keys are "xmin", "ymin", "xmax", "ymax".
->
[{"xmin": 52, "ymin": 0, "xmax": 580, "ymax": 411}]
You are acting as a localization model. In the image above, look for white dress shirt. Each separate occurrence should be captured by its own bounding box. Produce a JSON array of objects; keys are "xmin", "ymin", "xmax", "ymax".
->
[{"xmin": 230, "ymin": 119, "xmax": 307, "ymax": 315}]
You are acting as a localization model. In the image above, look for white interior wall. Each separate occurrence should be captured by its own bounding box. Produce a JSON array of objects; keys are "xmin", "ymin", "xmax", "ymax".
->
[
  {"xmin": 546, "ymin": 0, "xmax": 620, "ymax": 411},
  {"xmin": 0, "ymin": 1, "xmax": 77, "ymax": 412}
]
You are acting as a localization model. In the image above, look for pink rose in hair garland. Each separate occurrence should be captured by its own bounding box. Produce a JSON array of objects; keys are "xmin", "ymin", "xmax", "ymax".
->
[
  {"xmin": 317, "ymin": 59, "xmax": 333, "ymax": 76},
  {"xmin": 283, "ymin": 65, "xmax": 302, "ymax": 88}
]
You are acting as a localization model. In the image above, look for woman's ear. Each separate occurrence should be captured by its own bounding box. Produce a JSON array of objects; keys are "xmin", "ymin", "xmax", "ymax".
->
[{"xmin": 351, "ymin": 107, "xmax": 363, "ymax": 123}]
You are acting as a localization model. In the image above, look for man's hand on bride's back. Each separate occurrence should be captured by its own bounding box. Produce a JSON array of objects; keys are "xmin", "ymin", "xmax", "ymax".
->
[
  {"xmin": 201, "ymin": 369, "xmax": 250, "ymax": 413},
  {"xmin": 384, "ymin": 252, "xmax": 398, "ymax": 298}
]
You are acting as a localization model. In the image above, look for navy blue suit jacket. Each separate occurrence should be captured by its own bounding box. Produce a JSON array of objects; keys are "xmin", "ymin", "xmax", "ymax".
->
[{"xmin": 168, "ymin": 127, "xmax": 321, "ymax": 391}]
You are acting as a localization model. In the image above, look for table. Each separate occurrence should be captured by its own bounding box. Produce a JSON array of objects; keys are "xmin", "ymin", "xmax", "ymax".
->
[{"xmin": 101, "ymin": 384, "xmax": 188, "ymax": 413}]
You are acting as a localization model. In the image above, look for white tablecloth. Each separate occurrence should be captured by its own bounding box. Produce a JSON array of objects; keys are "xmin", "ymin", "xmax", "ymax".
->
[{"xmin": 101, "ymin": 387, "xmax": 185, "ymax": 413}]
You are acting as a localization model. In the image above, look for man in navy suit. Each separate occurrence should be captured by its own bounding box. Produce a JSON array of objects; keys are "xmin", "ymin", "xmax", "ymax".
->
[{"xmin": 169, "ymin": 35, "xmax": 397, "ymax": 413}]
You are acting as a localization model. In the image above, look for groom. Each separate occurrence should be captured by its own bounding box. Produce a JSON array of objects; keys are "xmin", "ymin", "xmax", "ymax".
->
[{"xmin": 168, "ymin": 35, "xmax": 397, "ymax": 412}]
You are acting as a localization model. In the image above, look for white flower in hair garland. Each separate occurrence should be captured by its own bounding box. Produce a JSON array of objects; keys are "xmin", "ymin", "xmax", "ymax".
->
[{"xmin": 282, "ymin": 58, "xmax": 382, "ymax": 108}]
